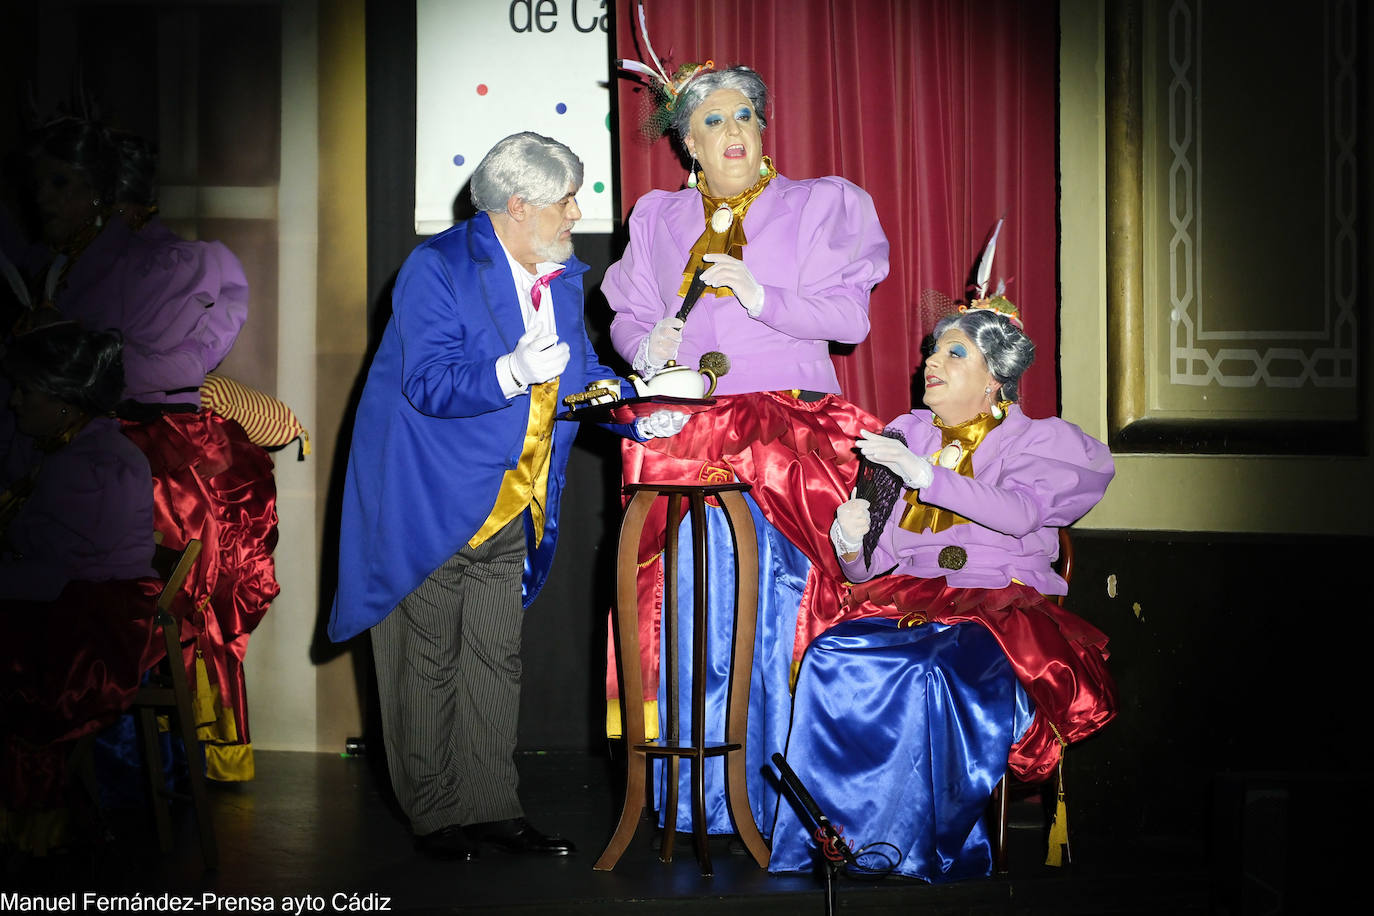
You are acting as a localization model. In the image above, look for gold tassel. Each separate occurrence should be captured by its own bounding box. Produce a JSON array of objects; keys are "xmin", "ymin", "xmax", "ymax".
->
[
  {"xmin": 193, "ymin": 648, "xmax": 217, "ymax": 727},
  {"xmin": 1044, "ymin": 742, "xmax": 1072, "ymax": 866}
]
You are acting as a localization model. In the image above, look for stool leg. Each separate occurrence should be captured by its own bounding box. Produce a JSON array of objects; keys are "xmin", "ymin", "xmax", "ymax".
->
[
  {"xmin": 686, "ymin": 490, "xmax": 713, "ymax": 876},
  {"xmin": 993, "ymin": 774, "xmax": 1010, "ymax": 874},
  {"xmin": 595, "ymin": 490, "xmax": 658, "ymax": 871},
  {"xmin": 718, "ymin": 490, "xmax": 769, "ymax": 867},
  {"xmin": 661, "ymin": 494, "xmax": 683, "ymax": 863}
]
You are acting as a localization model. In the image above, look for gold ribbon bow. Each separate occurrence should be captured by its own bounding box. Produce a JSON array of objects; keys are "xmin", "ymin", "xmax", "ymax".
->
[
  {"xmin": 677, "ymin": 156, "xmax": 778, "ymax": 297},
  {"xmin": 898, "ymin": 408, "xmax": 1008, "ymax": 534}
]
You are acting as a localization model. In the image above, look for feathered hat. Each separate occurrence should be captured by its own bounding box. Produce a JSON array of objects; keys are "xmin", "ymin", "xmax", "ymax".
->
[
  {"xmin": 919, "ymin": 216, "xmax": 1023, "ymax": 329},
  {"xmin": 617, "ymin": 1, "xmax": 714, "ymax": 139},
  {"xmin": 960, "ymin": 217, "xmax": 1022, "ymax": 328}
]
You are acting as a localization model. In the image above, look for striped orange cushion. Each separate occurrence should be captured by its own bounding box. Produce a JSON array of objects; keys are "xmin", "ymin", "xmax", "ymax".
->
[{"xmin": 200, "ymin": 373, "xmax": 310, "ymax": 454}]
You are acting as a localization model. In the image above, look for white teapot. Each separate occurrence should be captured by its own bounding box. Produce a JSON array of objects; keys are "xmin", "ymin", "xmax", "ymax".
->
[{"xmin": 627, "ymin": 360, "xmax": 718, "ymax": 399}]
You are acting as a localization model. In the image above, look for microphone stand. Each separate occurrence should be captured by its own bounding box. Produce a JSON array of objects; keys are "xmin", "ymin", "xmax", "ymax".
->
[{"xmin": 772, "ymin": 753, "xmax": 858, "ymax": 916}]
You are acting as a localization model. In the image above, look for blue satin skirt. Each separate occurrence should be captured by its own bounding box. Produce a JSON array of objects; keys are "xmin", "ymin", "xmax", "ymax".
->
[
  {"xmin": 767, "ymin": 617, "xmax": 1034, "ymax": 883},
  {"xmin": 654, "ymin": 495, "xmax": 808, "ymax": 836}
]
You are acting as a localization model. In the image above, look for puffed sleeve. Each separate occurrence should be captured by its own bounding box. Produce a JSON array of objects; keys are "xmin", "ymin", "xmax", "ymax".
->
[
  {"xmin": 749, "ymin": 176, "xmax": 889, "ymax": 344},
  {"xmin": 0, "ymin": 429, "xmax": 155, "ymax": 601},
  {"xmin": 117, "ymin": 234, "xmax": 249, "ymax": 400},
  {"xmin": 605, "ymin": 191, "xmax": 677, "ymax": 364},
  {"xmin": 919, "ymin": 417, "xmax": 1116, "ymax": 537}
]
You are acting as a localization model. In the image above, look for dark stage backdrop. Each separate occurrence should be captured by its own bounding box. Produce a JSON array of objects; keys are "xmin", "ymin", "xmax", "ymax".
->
[
  {"xmin": 613, "ymin": 0, "xmax": 1061, "ymax": 423},
  {"xmin": 361, "ymin": 0, "xmax": 1060, "ymax": 750}
]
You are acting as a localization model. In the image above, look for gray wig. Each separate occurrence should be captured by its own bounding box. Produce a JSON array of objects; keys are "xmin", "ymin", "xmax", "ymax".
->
[
  {"xmin": 469, "ymin": 132, "xmax": 583, "ymax": 214},
  {"xmin": 27, "ymin": 117, "xmax": 118, "ymax": 204},
  {"xmin": 3, "ymin": 322, "xmax": 126, "ymax": 416},
  {"xmin": 932, "ymin": 308, "xmax": 1035, "ymax": 401},
  {"xmin": 669, "ymin": 66, "xmax": 769, "ymax": 141}
]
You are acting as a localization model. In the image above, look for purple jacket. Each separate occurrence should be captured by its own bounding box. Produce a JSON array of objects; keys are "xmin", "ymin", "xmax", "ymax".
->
[
  {"xmin": 604, "ymin": 175, "xmax": 889, "ymax": 395},
  {"xmin": 843, "ymin": 406, "xmax": 1115, "ymax": 594},
  {"xmin": 51, "ymin": 218, "xmax": 248, "ymax": 406},
  {"xmin": 0, "ymin": 418, "xmax": 156, "ymax": 601}
]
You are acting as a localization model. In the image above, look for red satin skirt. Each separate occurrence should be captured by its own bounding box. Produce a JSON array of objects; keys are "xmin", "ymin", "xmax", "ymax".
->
[
  {"xmin": 1, "ymin": 578, "xmax": 162, "ymax": 810},
  {"xmin": 121, "ymin": 410, "xmax": 279, "ymax": 770},
  {"xmin": 606, "ymin": 391, "xmax": 881, "ymax": 705}
]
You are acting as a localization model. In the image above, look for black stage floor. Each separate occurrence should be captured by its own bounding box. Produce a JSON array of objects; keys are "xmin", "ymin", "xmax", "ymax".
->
[{"xmin": 5, "ymin": 750, "xmax": 1222, "ymax": 914}]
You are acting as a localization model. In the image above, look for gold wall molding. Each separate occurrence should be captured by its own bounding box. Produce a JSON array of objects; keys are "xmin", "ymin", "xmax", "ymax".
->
[{"xmin": 1105, "ymin": 0, "xmax": 1364, "ymax": 454}]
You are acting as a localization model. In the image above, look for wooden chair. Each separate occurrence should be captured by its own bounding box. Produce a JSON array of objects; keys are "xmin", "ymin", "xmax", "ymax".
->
[
  {"xmin": 989, "ymin": 526, "xmax": 1074, "ymax": 874},
  {"xmin": 129, "ymin": 537, "xmax": 218, "ymax": 869}
]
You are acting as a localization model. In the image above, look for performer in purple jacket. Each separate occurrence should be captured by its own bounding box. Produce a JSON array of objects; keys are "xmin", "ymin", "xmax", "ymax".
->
[
  {"xmin": 603, "ymin": 95, "xmax": 886, "ymax": 396},
  {"xmin": 12, "ymin": 117, "xmax": 247, "ymax": 407},
  {"xmin": 1, "ymin": 323, "xmax": 162, "ymax": 853},
  {"xmin": 769, "ymin": 297, "xmax": 1117, "ymax": 882},
  {"xmin": 602, "ymin": 56, "xmax": 890, "ymax": 842},
  {"xmin": 3, "ymin": 117, "xmax": 274, "ymax": 782}
]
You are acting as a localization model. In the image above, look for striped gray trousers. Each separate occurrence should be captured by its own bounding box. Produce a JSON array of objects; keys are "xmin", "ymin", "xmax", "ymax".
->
[{"xmin": 370, "ymin": 517, "xmax": 527, "ymax": 835}]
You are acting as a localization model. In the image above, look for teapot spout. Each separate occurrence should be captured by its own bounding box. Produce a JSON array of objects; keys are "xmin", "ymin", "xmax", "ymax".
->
[{"xmin": 626, "ymin": 373, "xmax": 650, "ymax": 397}]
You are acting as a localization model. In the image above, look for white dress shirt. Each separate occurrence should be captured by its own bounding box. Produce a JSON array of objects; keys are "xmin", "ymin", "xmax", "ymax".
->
[{"xmin": 493, "ymin": 236, "xmax": 564, "ymax": 399}]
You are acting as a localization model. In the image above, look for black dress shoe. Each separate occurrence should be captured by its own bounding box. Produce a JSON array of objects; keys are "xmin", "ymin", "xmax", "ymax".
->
[
  {"xmin": 415, "ymin": 825, "xmax": 480, "ymax": 861},
  {"xmin": 467, "ymin": 817, "xmax": 576, "ymax": 856}
]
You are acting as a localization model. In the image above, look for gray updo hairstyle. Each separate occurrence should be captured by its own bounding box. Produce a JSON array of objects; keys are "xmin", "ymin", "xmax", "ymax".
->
[
  {"xmin": 669, "ymin": 66, "xmax": 769, "ymax": 141},
  {"xmin": 932, "ymin": 308, "xmax": 1035, "ymax": 401},
  {"xmin": 27, "ymin": 117, "xmax": 118, "ymax": 205},
  {"xmin": 3, "ymin": 321, "xmax": 126, "ymax": 416},
  {"xmin": 470, "ymin": 131, "xmax": 583, "ymax": 213}
]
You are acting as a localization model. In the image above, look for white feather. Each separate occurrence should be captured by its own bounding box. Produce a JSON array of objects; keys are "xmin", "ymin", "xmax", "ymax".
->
[
  {"xmin": 636, "ymin": 2, "xmax": 674, "ymax": 85},
  {"xmin": 618, "ymin": 59, "xmax": 661, "ymax": 79},
  {"xmin": 975, "ymin": 217, "xmax": 1004, "ymax": 298}
]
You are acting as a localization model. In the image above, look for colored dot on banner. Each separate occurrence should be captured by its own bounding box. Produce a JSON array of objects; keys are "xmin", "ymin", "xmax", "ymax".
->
[
  {"xmin": 476, "ymin": 84, "xmax": 488, "ymax": 96},
  {"xmin": 452, "ymin": 154, "xmax": 465, "ymax": 167},
  {"xmin": 555, "ymin": 102, "xmax": 567, "ymax": 114},
  {"xmin": 593, "ymin": 181, "xmax": 605, "ymax": 193},
  {"xmin": 605, "ymin": 113, "xmax": 611, "ymax": 130}
]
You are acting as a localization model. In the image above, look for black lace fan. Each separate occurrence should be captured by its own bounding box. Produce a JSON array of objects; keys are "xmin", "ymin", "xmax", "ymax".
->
[{"xmin": 854, "ymin": 428, "xmax": 908, "ymax": 566}]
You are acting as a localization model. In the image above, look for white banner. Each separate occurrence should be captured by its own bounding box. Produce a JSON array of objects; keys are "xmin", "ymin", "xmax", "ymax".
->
[{"xmin": 415, "ymin": 0, "xmax": 614, "ymax": 235}]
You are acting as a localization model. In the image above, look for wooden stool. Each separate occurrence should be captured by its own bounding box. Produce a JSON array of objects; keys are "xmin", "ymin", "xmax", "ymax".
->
[{"xmin": 595, "ymin": 482, "xmax": 770, "ymax": 875}]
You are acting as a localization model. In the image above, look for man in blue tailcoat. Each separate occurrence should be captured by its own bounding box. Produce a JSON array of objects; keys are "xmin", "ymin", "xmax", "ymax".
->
[{"xmin": 329, "ymin": 132, "xmax": 684, "ymax": 861}]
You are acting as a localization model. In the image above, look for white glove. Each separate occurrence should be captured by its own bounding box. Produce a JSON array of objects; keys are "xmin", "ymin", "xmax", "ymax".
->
[
  {"xmin": 701, "ymin": 253, "xmax": 765, "ymax": 317},
  {"xmin": 632, "ymin": 317, "xmax": 683, "ymax": 375},
  {"xmin": 855, "ymin": 429, "xmax": 933, "ymax": 490},
  {"xmin": 510, "ymin": 328, "xmax": 570, "ymax": 387},
  {"xmin": 635, "ymin": 408, "xmax": 689, "ymax": 439},
  {"xmin": 646, "ymin": 317, "xmax": 685, "ymax": 368},
  {"xmin": 830, "ymin": 497, "xmax": 871, "ymax": 556}
]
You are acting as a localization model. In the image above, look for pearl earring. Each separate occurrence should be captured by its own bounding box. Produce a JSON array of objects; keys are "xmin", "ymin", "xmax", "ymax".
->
[
  {"xmin": 986, "ymin": 388, "xmax": 1004, "ymax": 420},
  {"xmin": 686, "ymin": 158, "xmax": 698, "ymax": 189}
]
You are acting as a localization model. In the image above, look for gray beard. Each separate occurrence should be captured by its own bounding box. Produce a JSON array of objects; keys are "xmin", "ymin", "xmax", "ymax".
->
[{"xmin": 533, "ymin": 237, "xmax": 574, "ymax": 264}]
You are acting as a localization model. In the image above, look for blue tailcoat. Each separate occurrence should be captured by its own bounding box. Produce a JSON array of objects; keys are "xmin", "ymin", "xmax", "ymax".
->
[{"xmin": 329, "ymin": 213, "xmax": 625, "ymax": 642}]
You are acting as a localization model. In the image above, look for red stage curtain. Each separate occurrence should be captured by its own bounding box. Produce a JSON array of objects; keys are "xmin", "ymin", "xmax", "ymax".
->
[{"xmin": 612, "ymin": 0, "xmax": 1059, "ymax": 421}]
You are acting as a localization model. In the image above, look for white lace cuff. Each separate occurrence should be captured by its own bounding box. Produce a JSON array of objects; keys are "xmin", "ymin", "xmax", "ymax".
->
[
  {"xmin": 830, "ymin": 517, "xmax": 863, "ymax": 556},
  {"xmin": 632, "ymin": 335, "xmax": 666, "ymax": 378}
]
